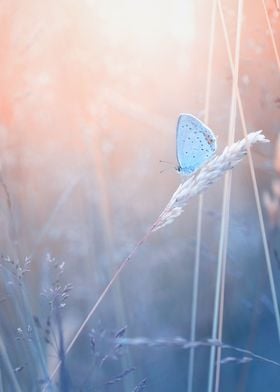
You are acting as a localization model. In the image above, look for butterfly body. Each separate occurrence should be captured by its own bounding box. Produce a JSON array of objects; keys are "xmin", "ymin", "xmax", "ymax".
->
[{"xmin": 176, "ymin": 114, "xmax": 217, "ymax": 175}]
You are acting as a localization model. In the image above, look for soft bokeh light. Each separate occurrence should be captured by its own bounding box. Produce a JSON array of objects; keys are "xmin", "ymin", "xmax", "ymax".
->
[{"xmin": 0, "ymin": 0, "xmax": 280, "ymax": 391}]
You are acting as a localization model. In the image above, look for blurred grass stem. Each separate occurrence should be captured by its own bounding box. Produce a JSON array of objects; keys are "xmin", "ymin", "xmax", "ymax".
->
[
  {"xmin": 188, "ymin": 0, "xmax": 217, "ymax": 391},
  {"xmin": 261, "ymin": 0, "xmax": 280, "ymax": 72},
  {"xmin": 208, "ymin": 1, "xmax": 243, "ymax": 391},
  {"xmin": 49, "ymin": 130, "xmax": 268, "ymax": 383}
]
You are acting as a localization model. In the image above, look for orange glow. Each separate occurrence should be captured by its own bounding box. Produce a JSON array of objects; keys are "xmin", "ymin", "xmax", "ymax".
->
[{"xmin": 0, "ymin": 0, "xmax": 278, "ymax": 255}]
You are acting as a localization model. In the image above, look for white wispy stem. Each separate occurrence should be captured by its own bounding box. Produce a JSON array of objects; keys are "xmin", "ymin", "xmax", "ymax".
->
[
  {"xmin": 49, "ymin": 130, "xmax": 268, "ymax": 384},
  {"xmin": 114, "ymin": 336, "xmax": 280, "ymax": 369},
  {"xmin": 152, "ymin": 131, "xmax": 268, "ymax": 232}
]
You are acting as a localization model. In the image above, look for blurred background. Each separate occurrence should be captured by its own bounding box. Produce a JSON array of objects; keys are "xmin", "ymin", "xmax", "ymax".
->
[{"xmin": 0, "ymin": 0, "xmax": 280, "ymax": 391}]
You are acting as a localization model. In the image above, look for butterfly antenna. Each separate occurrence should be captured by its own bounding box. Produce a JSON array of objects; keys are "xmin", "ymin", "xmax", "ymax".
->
[
  {"xmin": 160, "ymin": 166, "xmax": 177, "ymax": 174},
  {"xmin": 159, "ymin": 160, "xmax": 177, "ymax": 173},
  {"xmin": 159, "ymin": 159, "xmax": 175, "ymax": 166}
]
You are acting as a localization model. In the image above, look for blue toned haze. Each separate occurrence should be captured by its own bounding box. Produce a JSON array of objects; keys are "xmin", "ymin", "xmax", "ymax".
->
[{"xmin": 0, "ymin": 0, "xmax": 279, "ymax": 391}]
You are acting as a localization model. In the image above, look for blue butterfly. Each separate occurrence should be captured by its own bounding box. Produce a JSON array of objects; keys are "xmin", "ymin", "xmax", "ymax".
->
[{"xmin": 176, "ymin": 114, "xmax": 217, "ymax": 175}]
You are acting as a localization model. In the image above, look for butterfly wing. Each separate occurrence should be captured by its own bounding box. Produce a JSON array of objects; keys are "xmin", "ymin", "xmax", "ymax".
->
[{"xmin": 176, "ymin": 114, "xmax": 217, "ymax": 174}]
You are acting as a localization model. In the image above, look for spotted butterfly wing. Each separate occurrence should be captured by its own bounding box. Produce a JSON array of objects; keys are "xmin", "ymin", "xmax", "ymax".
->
[{"xmin": 176, "ymin": 114, "xmax": 217, "ymax": 174}]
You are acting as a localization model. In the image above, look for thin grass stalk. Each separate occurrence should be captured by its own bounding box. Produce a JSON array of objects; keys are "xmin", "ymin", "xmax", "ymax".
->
[
  {"xmin": 48, "ymin": 230, "xmax": 153, "ymax": 384},
  {"xmin": 0, "ymin": 170, "xmax": 41, "ymax": 388},
  {"xmin": 1, "ymin": 269, "xmax": 34, "ymax": 384},
  {"xmin": 187, "ymin": 195, "xmax": 203, "ymax": 392},
  {"xmin": 215, "ymin": 3, "xmax": 240, "ymax": 391},
  {"xmin": 0, "ymin": 172, "xmax": 50, "ymax": 385},
  {"xmin": 55, "ymin": 307, "xmax": 70, "ymax": 392},
  {"xmin": 216, "ymin": 1, "xmax": 243, "ymax": 391},
  {"xmin": 0, "ymin": 337, "xmax": 22, "ymax": 392},
  {"xmin": 214, "ymin": 170, "xmax": 232, "ymax": 392},
  {"xmin": 1, "ymin": 264, "xmax": 50, "ymax": 389},
  {"xmin": 0, "ymin": 368, "xmax": 3, "ymax": 392},
  {"xmin": 115, "ymin": 336, "xmax": 280, "ymax": 369},
  {"xmin": 88, "ymin": 133, "xmax": 136, "ymax": 390},
  {"xmin": 219, "ymin": 0, "xmax": 280, "ymax": 344},
  {"xmin": 20, "ymin": 282, "xmax": 51, "ymax": 386},
  {"xmin": 49, "ymin": 130, "xmax": 268, "ymax": 383},
  {"xmin": 261, "ymin": 0, "xmax": 280, "ymax": 72},
  {"xmin": 208, "ymin": 1, "xmax": 243, "ymax": 391},
  {"xmin": 187, "ymin": 1, "xmax": 218, "ymax": 390}
]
